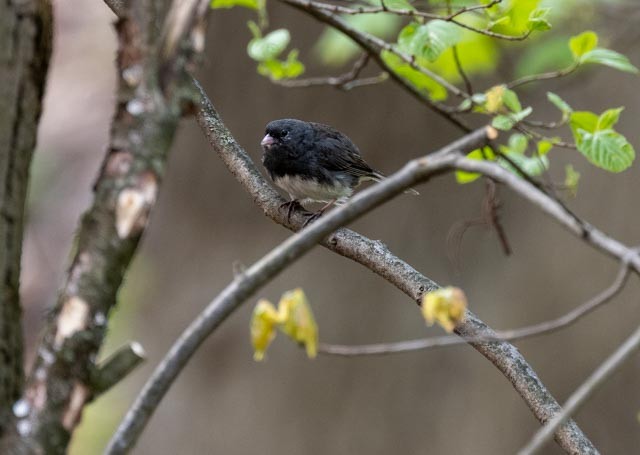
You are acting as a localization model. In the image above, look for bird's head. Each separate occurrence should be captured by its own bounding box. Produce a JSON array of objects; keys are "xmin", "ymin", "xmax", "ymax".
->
[{"xmin": 261, "ymin": 119, "xmax": 312, "ymax": 157}]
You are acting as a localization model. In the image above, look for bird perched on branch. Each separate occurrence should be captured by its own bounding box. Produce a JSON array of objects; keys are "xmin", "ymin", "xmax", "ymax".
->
[{"xmin": 261, "ymin": 118, "xmax": 418, "ymax": 225}]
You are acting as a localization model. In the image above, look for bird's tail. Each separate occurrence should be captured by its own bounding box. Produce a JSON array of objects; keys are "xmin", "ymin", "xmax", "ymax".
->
[{"xmin": 369, "ymin": 171, "xmax": 420, "ymax": 196}]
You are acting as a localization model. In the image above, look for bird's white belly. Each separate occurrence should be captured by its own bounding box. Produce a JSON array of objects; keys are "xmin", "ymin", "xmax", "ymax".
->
[{"xmin": 274, "ymin": 175, "xmax": 353, "ymax": 203}]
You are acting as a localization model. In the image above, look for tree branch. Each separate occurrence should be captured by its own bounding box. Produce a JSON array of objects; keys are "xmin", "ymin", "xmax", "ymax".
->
[
  {"xmin": 279, "ymin": 0, "xmax": 471, "ymax": 131},
  {"xmin": 105, "ymin": 126, "xmax": 494, "ymax": 454},
  {"xmin": 108, "ymin": 83, "xmax": 597, "ymax": 454},
  {"xmin": 319, "ymin": 262, "xmax": 630, "ymax": 356},
  {"xmin": 452, "ymin": 157, "xmax": 640, "ymax": 273},
  {"xmin": 518, "ymin": 323, "xmax": 640, "ymax": 455},
  {"xmin": 0, "ymin": 0, "xmax": 53, "ymax": 433},
  {"xmin": 2, "ymin": 1, "xmax": 210, "ymax": 452}
]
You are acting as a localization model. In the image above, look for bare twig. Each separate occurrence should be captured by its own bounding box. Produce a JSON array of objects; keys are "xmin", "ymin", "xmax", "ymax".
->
[
  {"xmin": 507, "ymin": 63, "xmax": 579, "ymax": 89},
  {"xmin": 453, "ymin": 157, "xmax": 640, "ymax": 273},
  {"xmin": 187, "ymin": 86, "xmax": 597, "ymax": 454},
  {"xmin": 308, "ymin": 0, "xmax": 528, "ymax": 41},
  {"xmin": 518, "ymin": 323, "xmax": 640, "ymax": 455},
  {"xmin": 273, "ymin": 53, "xmax": 389, "ymax": 90},
  {"xmin": 91, "ymin": 342, "xmax": 146, "ymax": 396},
  {"xmin": 104, "ymin": 127, "xmax": 493, "ymax": 455},
  {"xmin": 319, "ymin": 262, "xmax": 630, "ymax": 356}
]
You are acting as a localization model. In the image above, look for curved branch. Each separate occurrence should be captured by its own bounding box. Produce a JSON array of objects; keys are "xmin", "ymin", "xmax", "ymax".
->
[
  {"xmin": 109, "ymin": 84, "xmax": 598, "ymax": 454},
  {"xmin": 105, "ymin": 120, "xmax": 490, "ymax": 455}
]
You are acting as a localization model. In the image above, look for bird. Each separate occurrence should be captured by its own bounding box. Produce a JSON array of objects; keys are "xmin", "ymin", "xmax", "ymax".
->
[{"xmin": 260, "ymin": 118, "xmax": 417, "ymax": 225}]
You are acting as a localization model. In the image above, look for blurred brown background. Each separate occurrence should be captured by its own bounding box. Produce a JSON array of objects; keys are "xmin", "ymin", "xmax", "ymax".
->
[{"xmin": 25, "ymin": 1, "xmax": 640, "ymax": 453}]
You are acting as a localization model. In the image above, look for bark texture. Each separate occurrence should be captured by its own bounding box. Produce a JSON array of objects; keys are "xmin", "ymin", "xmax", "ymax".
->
[
  {"xmin": 0, "ymin": 0, "xmax": 52, "ymax": 435},
  {"xmin": 0, "ymin": 0, "xmax": 208, "ymax": 452}
]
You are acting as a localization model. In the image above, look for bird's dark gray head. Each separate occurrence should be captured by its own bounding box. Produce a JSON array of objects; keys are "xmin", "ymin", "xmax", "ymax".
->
[{"xmin": 261, "ymin": 118, "xmax": 313, "ymax": 157}]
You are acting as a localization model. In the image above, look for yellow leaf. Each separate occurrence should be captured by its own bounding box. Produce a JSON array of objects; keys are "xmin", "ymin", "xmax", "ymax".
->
[
  {"xmin": 422, "ymin": 287, "xmax": 468, "ymax": 332},
  {"xmin": 485, "ymin": 85, "xmax": 505, "ymax": 113},
  {"xmin": 250, "ymin": 299, "xmax": 280, "ymax": 361},
  {"xmin": 278, "ymin": 288, "xmax": 318, "ymax": 358}
]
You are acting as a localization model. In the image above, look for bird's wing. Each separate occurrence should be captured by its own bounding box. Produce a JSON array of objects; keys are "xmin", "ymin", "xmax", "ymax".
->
[{"xmin": 313, "ymin": 126, "xmax": 380, "ymax": 180}]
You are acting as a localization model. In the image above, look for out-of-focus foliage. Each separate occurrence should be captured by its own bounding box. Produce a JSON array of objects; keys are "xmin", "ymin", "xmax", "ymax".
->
[
  {"xmin": 422, "ymin": 287, "xmax": 468, "ymax": 333},
  {"xmin": 251, "ymin": 288, "xmax": 318, "ymax": 360},
  {"xmin": 247, "ymin": 22, "xmax": 305, "ymax": 80}
]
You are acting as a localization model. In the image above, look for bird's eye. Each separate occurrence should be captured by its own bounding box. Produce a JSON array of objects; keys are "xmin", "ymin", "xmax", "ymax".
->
[{"xmin": 282, "ymin": 130, "xmax": 289, "ymax": 138}]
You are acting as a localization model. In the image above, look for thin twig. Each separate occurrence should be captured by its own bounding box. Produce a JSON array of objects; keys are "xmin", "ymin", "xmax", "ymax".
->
[
  {"xmin": 308, "ymin": 0, "xmax": 527, "ymax": 40},
  {"xmin": 273, "ymin": 53, "xmax": 389, "ymax": 90},
  {"xmin": 453, "ymin": 157, "xmax": 640, "ymax": 274},
  {"xmin": 319, "ymin": 263, "xmax": 630, "ymax": 356},
  {"xmin": 518, "ymin": 323, "xmax": 640, "ymax": 455},
  {"xmin": 507, "ymin": 63, "xmax": 579, "ymax": 89},
  {"xmin": 104, "ymin": 129, "xmax": 493, "ymax": 454}
]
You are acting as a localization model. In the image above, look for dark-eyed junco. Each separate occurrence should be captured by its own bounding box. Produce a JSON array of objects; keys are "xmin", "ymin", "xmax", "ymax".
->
[{"xmin": 261, "ymin": 118, "xmax": 417, "ymax": 224}]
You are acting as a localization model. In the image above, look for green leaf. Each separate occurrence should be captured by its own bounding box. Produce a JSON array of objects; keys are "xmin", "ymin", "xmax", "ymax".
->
[
  {"xmin": 257, "ymin": 50, "xmax": 305, "ymax": 80},
  {"xmin": 547, "ymin": 92, "xmax": 573, "ymax": 116},
  {"xmin": 576, "ymin": 129, "xmax": 635, "ymax": 172},
  {"xmin": 500, "ymin": 153, "xmax": 549, "ymax": 177},
  {"xmin": 503, "ymin": 88, "xmax": 522, "ymax": 113},
  {"xmin": 564, "ymin": 164, "xmax": 580, "ymax": 197},
  {"xmin": 491, "ymin": 106, "xmax": 532, "ymax": 131},
  {"xmin": 247, "ymin": 28, "xmax": 290, "ymax": 61},
  {"xmin": 508, "ymin": 133, "xmax": 528, "ymax": 154},
  {"xmin": 211, "ymin": 0, "xmax": 261, "ymax": 9},
  {"xmin": 515, "ymin": 36, "xmax": 574, "ymax": 77},
  {"xmin": 488, "ymin": 16, "xmax": 510, "ymax": 30},
  {"xmin": 597, "ymin": 107, "xmax": 623, "ymax": 131},
  {"xmin": 490, "ymin": 0, "xmax": 540, "ymax": 36},
  {"xmin": 569, "ymin": 111, "xmax": 599, "ymax": 144},
  {"xmin": 492, "ymin": 115, "xmax": 514, "ymax": 131},
  {"xmin": 381, "ymin": 50, "xmax": 447, "ymax": 101},
  {"xmin": 398, "ymin": 20, "xmax": 462, "ymax": 62},
  {"xmin": 580, "ymin": 48, "xmax": 639, "ymax": 74},
  {"xmin": 455, "ymin": 147, "xmax": 494, "ymax": 184},
  {"xmin": 569, "ymin": 31, "xmax": 598, "ymax": 59},
  {"xmin": 527, "ymin": 7, "xmax": 551, "ymax": 31},
  {"xmin": 537, "ymin": 140, "xmax": 553, "ymax": 156}
]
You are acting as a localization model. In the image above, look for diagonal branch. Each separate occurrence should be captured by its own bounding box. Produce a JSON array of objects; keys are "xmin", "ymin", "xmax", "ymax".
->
[
  {"xmin": 187, "ymin": 85, "xmax": 596, "ymax": 454},
  {"xmin": 1, "ymin": 1, "xmax": 210, "ymax": 452},
  {"xmin": 518, "ymin": 323, "xmax": 640, "ymax": 455},
  {"xmin": 105, "ymin": 127, "xmax": 493, "ymax": 454}
]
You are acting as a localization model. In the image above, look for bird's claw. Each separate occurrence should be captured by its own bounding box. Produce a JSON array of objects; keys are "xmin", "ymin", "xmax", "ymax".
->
[
  {"xmin": 279, "ymin": 200, "xmax": 303, "ymax": 223},
  {"xmin": 302, "ymin": 211, "xmax": 323, "ymax": 228}
]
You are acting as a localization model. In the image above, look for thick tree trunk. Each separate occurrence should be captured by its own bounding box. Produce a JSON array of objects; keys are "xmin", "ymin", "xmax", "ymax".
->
[{"xmin": 0, "ymin": 0, "xmax": 52, "ymax": 435}]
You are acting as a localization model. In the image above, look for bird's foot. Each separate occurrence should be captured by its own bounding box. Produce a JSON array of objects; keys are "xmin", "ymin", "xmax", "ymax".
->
[
  {"xmin": 302, "ymin": 211, "xmax": 323, "ymax": 228},
  {"xmin": 279, "ymin": 200, "xmax": 304, "ymax": 223}
]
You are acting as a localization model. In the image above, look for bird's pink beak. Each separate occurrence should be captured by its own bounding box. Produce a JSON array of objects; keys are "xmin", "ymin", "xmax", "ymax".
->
[{"xmin": 261, "ymin": 134, "xmax": 275, "ymax": 148}]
